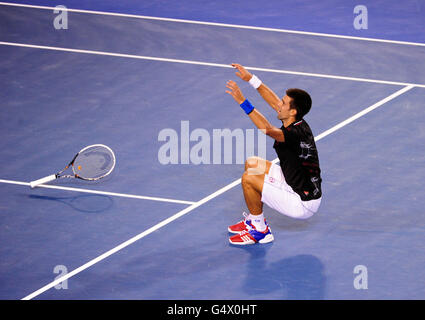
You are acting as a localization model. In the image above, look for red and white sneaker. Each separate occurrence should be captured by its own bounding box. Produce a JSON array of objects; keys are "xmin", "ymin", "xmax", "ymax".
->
[
  {"xmin": 228, "ymin": 212, "xmax": 254, "ymax": 234},
  {"xmin": 229, "ymin": 226, "xmax": 274, "ymax": 245}
]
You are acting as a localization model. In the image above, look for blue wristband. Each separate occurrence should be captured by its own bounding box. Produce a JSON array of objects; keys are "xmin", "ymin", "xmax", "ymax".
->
[{"xmin": 240, "ymin": 99, "xmax": 255, "ymax": 115}]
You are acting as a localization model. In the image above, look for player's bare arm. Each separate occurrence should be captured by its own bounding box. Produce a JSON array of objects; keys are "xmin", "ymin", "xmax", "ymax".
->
[
  {"xmin": 225, "ymin": 80, "xmax": 284, "ymax": 142},
  {"xmin": 231, "ymin": 63, "xmax": 281, "ymax": 112}
]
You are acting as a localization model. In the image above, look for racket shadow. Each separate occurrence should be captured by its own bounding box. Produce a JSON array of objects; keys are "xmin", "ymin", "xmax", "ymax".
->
[{"xmin": 27, "ymin": 194, "xmax": 114, "ymax": 213}]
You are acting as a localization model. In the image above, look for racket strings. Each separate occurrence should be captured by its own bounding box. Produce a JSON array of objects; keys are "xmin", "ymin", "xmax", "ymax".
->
[{"xmin": 73, "ymin": 145, "xmax": 115, "ymax": 180}]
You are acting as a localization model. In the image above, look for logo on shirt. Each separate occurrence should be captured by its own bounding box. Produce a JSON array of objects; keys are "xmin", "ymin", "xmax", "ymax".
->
[
  {"xmin": 311, "ymin": 176, "xmax": 321, "ymax": 196},
  {"xmin": 299, "ymin": 142, "xmax": 314, "ymax": 160}
]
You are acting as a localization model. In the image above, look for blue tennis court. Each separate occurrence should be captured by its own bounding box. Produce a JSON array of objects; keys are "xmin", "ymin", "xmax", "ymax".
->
[{"xmin": 1, "ymin": 1, "xmax": 424, "ymax": 301}]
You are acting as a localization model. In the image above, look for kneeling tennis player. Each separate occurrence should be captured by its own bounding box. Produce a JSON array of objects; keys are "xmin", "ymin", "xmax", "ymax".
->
[{"xmin": 225, "ymin": 63, "xmax": 322, "ymax": 245}]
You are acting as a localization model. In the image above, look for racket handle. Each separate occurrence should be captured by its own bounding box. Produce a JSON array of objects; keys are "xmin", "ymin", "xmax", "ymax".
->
[{"xmin": 30, "ymin": 174, "xmax": 57, "ymax": 188}]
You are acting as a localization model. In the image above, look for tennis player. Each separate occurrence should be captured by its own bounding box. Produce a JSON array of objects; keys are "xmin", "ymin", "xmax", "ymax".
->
[{"xmin": 225, "ymin": 63, "xmax": 322, "ymax": 245}]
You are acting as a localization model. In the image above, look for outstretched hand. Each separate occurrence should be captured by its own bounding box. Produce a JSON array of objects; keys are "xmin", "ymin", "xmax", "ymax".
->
[
  {"xmin": 231, "ymin": 63, "xmax": 252, "ymax": 82},
  {"xmin": 226, "ymin": 80, "xmax": 245, "ymax": 104}
]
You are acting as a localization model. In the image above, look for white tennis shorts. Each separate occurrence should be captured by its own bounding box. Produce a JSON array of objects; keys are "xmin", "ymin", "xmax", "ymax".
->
[{"xmin": 261, "ymin": 163, "xmax": 321, "ymax": 219}]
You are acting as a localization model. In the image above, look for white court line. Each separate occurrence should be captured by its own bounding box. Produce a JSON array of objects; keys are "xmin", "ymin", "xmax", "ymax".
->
[
  {"xmin": 0, "ymin": 1, "xmax": 424, "ymax": 47},
  {"xmin": 1, "ymin": 41, "xmax": 425, "ymax": 88},
  {"xmin": 0, "ymin": 179, "xmax": 195, "ymax": 205},
  {"xmin": 313, "ymin": 85, "xmax": 415, "ymax": 141},
  {"xmin": 21, "ymin": 85, "xmax": 414, "ymax": 300}
]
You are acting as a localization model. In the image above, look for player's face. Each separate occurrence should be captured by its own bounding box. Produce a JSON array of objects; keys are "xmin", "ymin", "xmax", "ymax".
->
[{"xmin": 277, "ymin": 95, "xmax": 297, "ymax": 121}]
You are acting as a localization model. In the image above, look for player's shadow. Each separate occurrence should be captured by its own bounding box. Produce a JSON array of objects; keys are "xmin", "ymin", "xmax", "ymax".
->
[
  {"xmin": 234, "ymin": 245, "xmax": 326, "ymax": 299},
  {"xmin": 28, "ymin": 194, "xmax": 114, "ymax": 213}
]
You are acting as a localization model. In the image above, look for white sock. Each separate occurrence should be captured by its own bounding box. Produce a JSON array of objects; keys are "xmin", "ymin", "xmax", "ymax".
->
[{"xmin": 250, "ymin": 213, "xmax": 266, "ymax": 232}]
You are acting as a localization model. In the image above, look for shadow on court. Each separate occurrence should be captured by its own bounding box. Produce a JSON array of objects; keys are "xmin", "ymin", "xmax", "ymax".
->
[
  {"xmin": 27, "ymin": 194, "xmax": 114, "ymax": 213},
  {"xmin": 234, "ymin": 245, "xmax": 326, "ymax": 299}
]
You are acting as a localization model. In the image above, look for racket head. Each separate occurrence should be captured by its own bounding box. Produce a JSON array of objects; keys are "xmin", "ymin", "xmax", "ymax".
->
[{"xmin": 72, "ymin": 144, "xmax": 116, "ymax": 180}]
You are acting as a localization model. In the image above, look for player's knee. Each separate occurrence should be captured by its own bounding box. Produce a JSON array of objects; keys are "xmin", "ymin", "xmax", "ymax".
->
[
  {"xmin": 244, "ymin": 156, "xmax": 263, "ymax": 171},
  {"xmin": 245, "ymin": 156, "xmax": 268, "ymax": 176}
]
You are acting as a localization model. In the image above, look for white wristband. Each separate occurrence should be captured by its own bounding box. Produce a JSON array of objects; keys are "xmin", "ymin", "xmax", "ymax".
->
[{"xmin": 249, "ymin": 75, "xmax": 262, "ymax": 89}]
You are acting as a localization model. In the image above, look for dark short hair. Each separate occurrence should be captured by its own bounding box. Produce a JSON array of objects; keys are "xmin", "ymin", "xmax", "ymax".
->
[{"xmin": 286, "ymin": 88, "xmax": 312, "ymax": 120}]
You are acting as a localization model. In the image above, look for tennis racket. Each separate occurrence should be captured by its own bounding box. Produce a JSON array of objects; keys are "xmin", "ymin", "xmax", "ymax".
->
[{"xmin": 30, "ymin": 144, "xmax": 116, "ymax": 188}]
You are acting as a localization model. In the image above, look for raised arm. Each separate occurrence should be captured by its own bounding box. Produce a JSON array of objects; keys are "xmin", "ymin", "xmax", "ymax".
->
[
  {"xmin": 231, "ymin": 63, "xmax": 281, "ymax": 112},
  {"xmin": 225, "ymin": 80, "xmax": 285, "ymax": 142}
]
